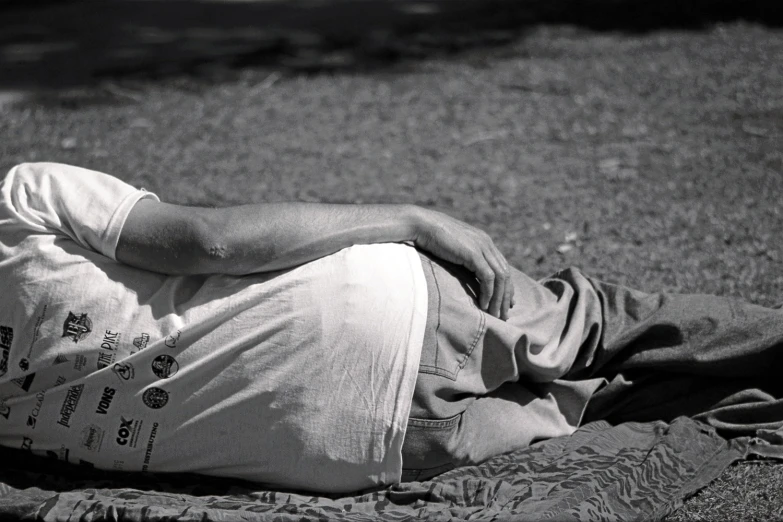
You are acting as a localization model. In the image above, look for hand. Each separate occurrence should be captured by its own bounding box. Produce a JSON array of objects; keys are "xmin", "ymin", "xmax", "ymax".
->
[{"xmin": 413, "ymin": 208, "xmax": 515, "ymax": 320}]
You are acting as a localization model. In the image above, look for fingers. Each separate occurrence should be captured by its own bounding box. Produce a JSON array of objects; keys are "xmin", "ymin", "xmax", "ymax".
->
[
  {"xmin": 416, "ymin": 211, "xmax": 516, "ymax": 320},
  {"xmin": 474, "ymin": 257, "xmax": 496, "ymax": 313},
  {"xmin": 508, "ymin": 275, "xmax": 516, "ymax": 308},
  {"xmin": 484, "ymin": 249, "xmax": 511, "ymax": 320},
  {"xmin": 487, "ymin": 253, "xmax": 505, "ymax": 318},
  {"xmin": 500, "ymin": 254, "xmax": 514, "ymax": 319},
  {"xmin": 501, "ymin": 278, "xmax": 514, "ymax": 320}
]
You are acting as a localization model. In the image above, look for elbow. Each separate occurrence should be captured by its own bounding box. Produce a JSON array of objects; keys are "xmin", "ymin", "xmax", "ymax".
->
[
  {"xmin": 188, "ymin": 211, "xmax": 232, "ymax": 274},
  {"xmin": 203, "ymin": 239, "xmax": 232, "ymax": 271}
]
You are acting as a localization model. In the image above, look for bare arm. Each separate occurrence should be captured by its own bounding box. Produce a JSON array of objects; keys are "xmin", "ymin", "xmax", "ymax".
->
[{"xmin": 116, "ymin": 199, "xmax": 515, "ymax": 319}]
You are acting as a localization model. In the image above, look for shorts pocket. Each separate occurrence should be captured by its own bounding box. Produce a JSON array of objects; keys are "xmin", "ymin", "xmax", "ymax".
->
[
  {"xmin": 401, "ymin": 412, "xmax": 461, "ymax": 476},
  {"xmin": 418, "ymin": 254, "xmax": 486, "ymax": 381},
  {"xmin": 401, "ymin": 462, "xmax": 456, "ymax": 482}
]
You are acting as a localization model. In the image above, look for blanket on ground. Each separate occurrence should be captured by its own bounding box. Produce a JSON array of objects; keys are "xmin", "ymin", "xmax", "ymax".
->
[{"xmin": 0, "ymin": 417, "xmax": 750, "ymax": 522}]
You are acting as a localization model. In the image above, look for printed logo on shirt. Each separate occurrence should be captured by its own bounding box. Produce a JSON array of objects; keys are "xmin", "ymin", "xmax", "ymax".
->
[
  {"xmin": 73, "ymin": 354, "xmax": 87, "ymax": 371},
  {"xmin": 151, "ymin": 355, "xmax": 178, "ymax": 379},
  {"xmin": 112, "ymin": 362, "xmax": 135, "ymax": 382},
  {"xmin": 142, "ymin": 387, "xmax": 168, "ymax": 409},
  {"xmin": 21, "ymin": 437, "xmax": 32, "ymax": 451},
  {"xmin": 97, "ymin": 351, "xmax": 115, "ymax": 369},
  {"xmin": 0, "ymin": 398, "xmax": 10, "ymax": 420},
  {"xmin": 57, "ymin": 384, "xmax": 84, "ymax": 428},
  {"xmin": 101, "ymin": 330, "xmax": 120, "ymax": 351},
  {"xmin": 80, "ymin": 424, "xmax": 105, "ymax": 452},
  {"xmin": 141, "ymin": 422, "xmax": 159, "ymax": 472},
  {"xmin": 11, "ymin": 373, "xmax": 36, "ymax": 392},
  {"xmin": 53, "ymin": 354, "xmax": 68, "ymax": 365},
  {"xmin": 18, "ymin": 358, "xmax": 29, "ymax": 372},
  {"xmin": 116, "ymin": 416, "xmax": 144, "ymax": 447},
  {"xmin": 26, "ymin": 390, "xmax": 45, "ymax": 429},
  {"xmin": 164, "ymin": 330, "xmax": 180, "ymax": 349},
  {"xmin": 97, "ymin": 330, "xmax": 121, "ymax": 369},
  {"xmin": 46, "ymin": 447, "xmax": 70, "ymax": 463},
  {"xmin": 113, "ymin": 460, "xmax": 125, "ymax": 470},
  {"xmin": 133, "ymin": 334, "xmax": 150, "ymax": 351},
  {"xmin": 95, "ymin": 387, "xmax": 116, "ymax": 415},
  {"xmin": 62, "ymin": 312, "xmax": 92, "ymax": 343},
  {"xmin": 54, "ymin": 375, "xmax": 67, "ymax": 387},
  {"xmin": 0, "ymin": 325, "xmax": 14, "ymax": 377}
]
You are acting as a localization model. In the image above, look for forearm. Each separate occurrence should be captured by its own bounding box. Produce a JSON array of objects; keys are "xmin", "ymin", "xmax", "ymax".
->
[
  {"xmin": 116, "ymin": 199, "xmax": 425, "ymax": 276},
  {"xmin": 117, "ymin": 196, "xmax": 514, "ymax": 319},
  {"xmin": 201, "ymin": 202, "xmax": 424, "ymax": 275}
]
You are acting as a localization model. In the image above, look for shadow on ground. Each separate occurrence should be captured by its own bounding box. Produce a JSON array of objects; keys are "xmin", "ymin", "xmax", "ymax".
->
[{"xmin": 1, "ymin": 0, "xmax": 782, "ymax": 90}]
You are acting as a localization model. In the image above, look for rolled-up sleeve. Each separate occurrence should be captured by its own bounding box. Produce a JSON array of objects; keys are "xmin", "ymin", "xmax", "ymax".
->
[{"xmin": 0, "ymin": 162, "xmax": 159, "ymax": 260}]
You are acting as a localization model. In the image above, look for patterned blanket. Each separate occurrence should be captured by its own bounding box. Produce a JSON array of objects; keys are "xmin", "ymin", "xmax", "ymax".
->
[{"xmin": 0, "ymin": 417, "xmax": 747, "ymax": 522}]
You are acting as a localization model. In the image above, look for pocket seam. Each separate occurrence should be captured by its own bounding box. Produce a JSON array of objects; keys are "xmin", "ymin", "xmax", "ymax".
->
[
  {"xmin": 418, "ymin": 255, "xmax": 487, "ymax": 380},
  {"xmin": 406, "ymin": 411, "xmax": 461, "ymax": 429},
  {"xmin": 401, "ymin": 462, "xmax": 455, "ymax": 481}
]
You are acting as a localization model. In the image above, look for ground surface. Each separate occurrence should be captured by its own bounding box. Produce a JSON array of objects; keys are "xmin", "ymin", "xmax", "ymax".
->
[{"xmin": 1, "ymin": 1, "xmax": 783, "ymax": 519}]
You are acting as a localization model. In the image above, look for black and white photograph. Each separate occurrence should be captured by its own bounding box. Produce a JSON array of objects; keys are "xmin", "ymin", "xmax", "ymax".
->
[{"xmin": 0, "ymin": 0, "xmax": 782, "ymax": 520}]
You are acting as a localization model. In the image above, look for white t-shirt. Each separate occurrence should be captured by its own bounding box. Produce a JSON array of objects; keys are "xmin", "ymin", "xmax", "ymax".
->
[{"xmin": 0, "ymin": 162, "xmax": 427, "ymax": 493}]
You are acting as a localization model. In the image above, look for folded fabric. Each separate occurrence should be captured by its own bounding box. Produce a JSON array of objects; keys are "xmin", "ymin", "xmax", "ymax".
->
[{"xmin": 0, "ymin": 416, "xmax": 748, "ymax": 522}]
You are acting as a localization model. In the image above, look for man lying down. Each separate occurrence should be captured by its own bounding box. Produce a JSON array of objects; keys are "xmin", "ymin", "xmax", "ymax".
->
[{"xmin": 1, "ymin": 163, "xmax": 782, "ymax": 493}]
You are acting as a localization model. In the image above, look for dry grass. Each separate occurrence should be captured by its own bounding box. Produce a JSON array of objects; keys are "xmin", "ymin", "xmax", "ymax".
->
[{"xmin": 669, "ymin": 461, "xmax": 783, "ymax": 521}]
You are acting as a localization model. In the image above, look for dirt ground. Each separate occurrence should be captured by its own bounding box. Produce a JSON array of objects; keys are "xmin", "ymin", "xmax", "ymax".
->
[{"xmin": 1, "ymin": 1, "xmax": 783, "ymax": 519}]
